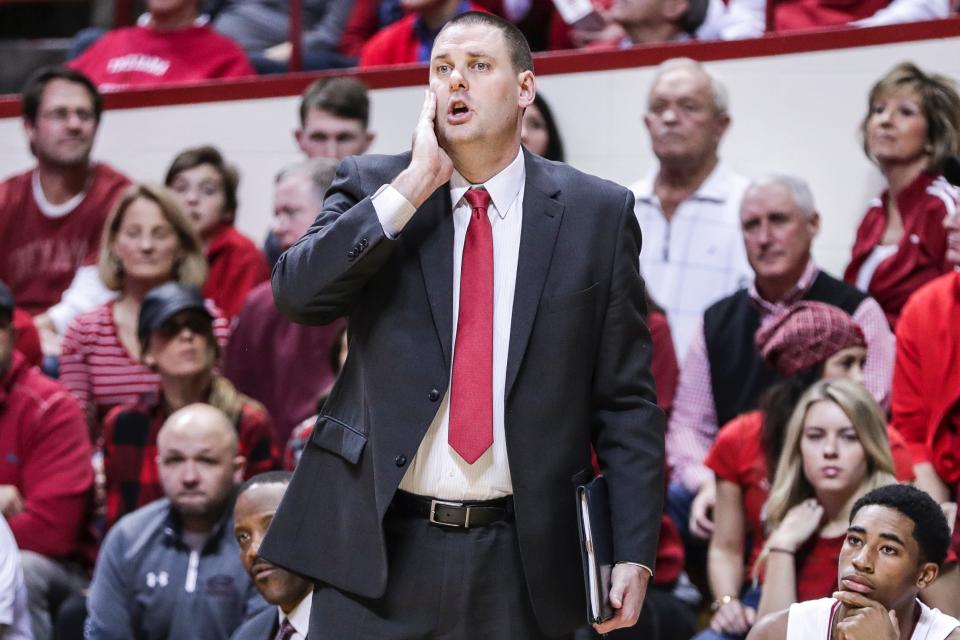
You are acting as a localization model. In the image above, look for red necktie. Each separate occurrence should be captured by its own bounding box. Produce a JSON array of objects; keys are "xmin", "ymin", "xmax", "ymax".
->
[{"xmin": 449, "ymin": 188, "xmax": 494, "ymax": 464}]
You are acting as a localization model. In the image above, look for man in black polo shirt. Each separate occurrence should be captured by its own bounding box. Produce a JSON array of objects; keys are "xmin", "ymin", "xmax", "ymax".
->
[{"xmin": 665, "ymin": 173, "xmax": 895, "ymax": 541}]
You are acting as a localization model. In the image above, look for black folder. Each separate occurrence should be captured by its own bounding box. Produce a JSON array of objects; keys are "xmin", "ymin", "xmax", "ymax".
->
[{"xmin": 576, "ymin": 474, "xmax": 614, "ymax": 625}]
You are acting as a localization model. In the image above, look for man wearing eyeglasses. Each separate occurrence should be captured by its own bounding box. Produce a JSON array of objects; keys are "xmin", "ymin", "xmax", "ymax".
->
[{"xmin": 0, "ymin": 67, "xmax": 130, "ymax": 359}]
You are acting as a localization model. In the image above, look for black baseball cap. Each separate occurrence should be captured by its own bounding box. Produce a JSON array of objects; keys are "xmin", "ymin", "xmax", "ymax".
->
[
  {"xmin": 138, "ymin": 282, "xmax": 212, "ymax": 346},
  {"xmin": 0, "ymin": 281, "xmax": 14, "ymax": 317}
]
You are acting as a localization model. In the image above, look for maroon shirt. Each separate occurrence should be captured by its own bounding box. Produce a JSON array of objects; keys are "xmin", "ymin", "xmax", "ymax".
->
[
  {"xmin": 223, "ymin": 281, "xmax": 345, "ymax": 446},
  {"xmin": 0, "ymin": 164, "xmax": 130, "ymax": 315}
]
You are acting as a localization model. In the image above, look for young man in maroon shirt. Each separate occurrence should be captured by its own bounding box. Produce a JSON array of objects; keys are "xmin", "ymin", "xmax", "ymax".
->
[
  {"xmin": 0, "ymin": 281, "xmax": 94, "ymax": 640},
  {"xmin": 0, "ymin": 67, "xmax": 130, "ymax": 358}
]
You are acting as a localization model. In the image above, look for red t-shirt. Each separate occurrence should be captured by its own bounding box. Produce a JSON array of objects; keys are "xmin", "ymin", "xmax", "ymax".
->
[
  {"xmin": 69, "ymin": 24, "xmax": 255, "ymax": 91},
  {"xmin": 358, "ymin": 4, "xmax": 485, "ymax": 67},
  {"xmin": 844, "ymin": 173, "xmax": 956, "ymax": 329},
  {"xmin": 795, "ymin": 534, "xmax": 845, "ymax": 602},
  {"xmin": 773, "ymin": 0, "xmax": 887, "ymax": 31},
  {"xmin": 203, "ymin": 224, "xmax": 269, "ymax": 321},
  {"xmin": 706, "ymin": 410, "xmax": 915, "ymax": 575},
  {"xmin": 0, "ymin": 164, "xmax": 130, "ymax": 315}
]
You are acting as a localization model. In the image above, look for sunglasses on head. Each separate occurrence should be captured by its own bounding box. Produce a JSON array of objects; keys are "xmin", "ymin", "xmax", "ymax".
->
[{"xmin": 155, "ymin": 312, "xmax": 212, "ymax": 339}]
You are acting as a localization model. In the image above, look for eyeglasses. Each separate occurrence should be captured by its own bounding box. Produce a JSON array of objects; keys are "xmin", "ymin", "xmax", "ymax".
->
[
  {"xmin": 155, "ymin": 313, "xmax": 212, "ymax": 339},
  {"xmin": 39, "ymin": 107, "xmax": 96, "ymax": 124}
]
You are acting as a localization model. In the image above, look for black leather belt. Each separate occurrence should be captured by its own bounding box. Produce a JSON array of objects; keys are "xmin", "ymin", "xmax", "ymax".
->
[{"xmin": 392, "ymin": 491, "xmax": 514, "ymax": 529}]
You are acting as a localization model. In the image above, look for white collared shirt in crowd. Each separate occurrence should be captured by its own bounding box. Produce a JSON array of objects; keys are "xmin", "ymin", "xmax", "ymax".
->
[{"xmin": 631, "ymin": 162, "xmax": 752, "ymax": 359}]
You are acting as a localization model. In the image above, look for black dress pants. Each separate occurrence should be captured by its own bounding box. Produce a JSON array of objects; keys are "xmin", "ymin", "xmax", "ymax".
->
[{"xmin": 309, "ymin": 505, "xmax": 573, "ymax": 639}]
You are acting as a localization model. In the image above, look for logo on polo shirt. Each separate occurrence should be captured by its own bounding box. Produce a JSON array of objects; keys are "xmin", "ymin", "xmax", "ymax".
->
[{"xmin": 146, "ymin": 571, "xmax": 169, "ymax": 588}]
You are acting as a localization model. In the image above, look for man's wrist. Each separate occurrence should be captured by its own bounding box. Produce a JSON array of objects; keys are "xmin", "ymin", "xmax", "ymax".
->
[
  {"xmin": 392, "ymin": 165, "xmax": 438, "ymax": 209},
  {"xmin": 615, "ymin": 561, "xmax": 653, "ymax": 579}
]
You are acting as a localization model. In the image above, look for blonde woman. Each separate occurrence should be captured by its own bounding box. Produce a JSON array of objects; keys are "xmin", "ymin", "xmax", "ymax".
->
[
  {"xmin": 755, "ymin": 379, "xmax": 897, "ymax": 620},
  {"xmin": 844, "ymin": 62, "xmax": 960, "ymax": 328},
  {"xmin": 59, "ymin": 184, "xmax": 229, "ymax": 435}
]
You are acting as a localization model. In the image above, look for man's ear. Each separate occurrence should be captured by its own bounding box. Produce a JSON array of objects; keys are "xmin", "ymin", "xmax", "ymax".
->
[
  {"xmin": 294, "ymin": 128, "xmax": 306, "ymax": 154},
  {"xmin": 362, "ymin": 132, "xmax": 375, "ymax": 154},
  {"xmin": 233, "ymin": 455, "xmax": 247, "ymax": 484},
  {"xmin": 808, "ymin": 210, "xmax": 821, "ymax": 237},
  {"xmin": 518, "ymin": 71, "xmax": 536, "ymax": 110},
  {"xmin": 917, "ymin": 561, "xmax": 940, "ymax": 590}
]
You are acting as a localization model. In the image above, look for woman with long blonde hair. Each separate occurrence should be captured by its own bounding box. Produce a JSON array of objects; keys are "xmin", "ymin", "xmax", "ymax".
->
[{"xmin": 754, "ymin": 379, "xmax": 896, "ymax": 619}]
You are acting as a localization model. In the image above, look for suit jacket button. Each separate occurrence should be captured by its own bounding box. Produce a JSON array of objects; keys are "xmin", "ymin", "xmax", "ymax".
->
[
  {"xmin": 360, "ymin": 238, "xmax": 369, "ymax": 248},
  {"xmin": 395, "ymin": 455, "xmax": 407, "ymax": 467},
  {"xmin": 347, "ymin": 249, "xmax": 357, "ymax": 260},
  {"xmin": 428, "ymin": 389, "xmax": 440, "ymax": 402}
]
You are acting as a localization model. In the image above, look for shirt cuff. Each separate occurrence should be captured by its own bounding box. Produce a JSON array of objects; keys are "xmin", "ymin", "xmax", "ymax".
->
[
  {"xmin": 616, "ymin": 561, "xmax": 654, "ymax": 579},
  {"xmin": 372, "ymin": 184, "xmax": 417, "ymax": 239}
]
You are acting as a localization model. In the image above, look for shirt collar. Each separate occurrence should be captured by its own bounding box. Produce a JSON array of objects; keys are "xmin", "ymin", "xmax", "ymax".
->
[
  {"xmin": 138, "ymin": 12, "xmax": 209, "ymax": 28},
  {"xmin": 633, "ymin": 161, "xmax": 732, "ymax": 205},
  {"xmin": 747, "ymin": 258, "xmax": 818, "ymax": 312},
  {"xmin": 449, "ymin": 147, "xmax": 525, "ymax": 220},
  {"xmin": 279, "ymin": 591, "xmax": 313, "ymax": 637}
]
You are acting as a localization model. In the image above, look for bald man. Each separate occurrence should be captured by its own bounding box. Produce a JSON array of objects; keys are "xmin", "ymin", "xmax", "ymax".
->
[{"xmin": 86, "ymin": 404, "xmax": 268, "ymax": 640}]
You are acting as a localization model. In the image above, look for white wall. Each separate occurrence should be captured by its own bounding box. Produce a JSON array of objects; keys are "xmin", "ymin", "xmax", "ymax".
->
[{"xmin": 2, "ymin": 37, "xmax": 959, "ymax": 275}]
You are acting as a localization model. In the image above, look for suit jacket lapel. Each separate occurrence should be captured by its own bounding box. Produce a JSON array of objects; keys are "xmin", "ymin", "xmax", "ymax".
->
[
  {"xmin": 416, "ymin": 184, "xmax": 455, "ymax": 368},
  {"xmin": 505, "ymin": 152, "xmax": 564, "ymax": 399}
]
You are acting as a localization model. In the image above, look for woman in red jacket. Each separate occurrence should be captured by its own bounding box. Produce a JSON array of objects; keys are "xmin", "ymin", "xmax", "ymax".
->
[
  {"xmin": 844, "ymin": 62, "xmax": 960, "ymax": 329},
  {"xmin": 165, "ymin": 145, "xmax": 268, "ymax": 320}
]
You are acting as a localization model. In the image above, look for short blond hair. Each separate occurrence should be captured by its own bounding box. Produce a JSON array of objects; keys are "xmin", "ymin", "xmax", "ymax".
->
[
  {"xmin": 98, "ymin": 184, "xmax": 207, "ymax": 291},
  {"xmin": 861, "ymin": 62, "xmax": 960, "ymax": 173}
]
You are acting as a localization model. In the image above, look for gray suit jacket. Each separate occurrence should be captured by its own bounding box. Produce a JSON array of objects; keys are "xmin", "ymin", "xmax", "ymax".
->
[{"xmin": 260, "ymin": 149, "xmax": 665, "ymax": 636}]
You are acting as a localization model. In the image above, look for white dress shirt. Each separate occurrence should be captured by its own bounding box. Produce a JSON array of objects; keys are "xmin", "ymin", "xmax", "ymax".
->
[
  {"xmin": 0, "ymin": 519, "xmax": 32, "ymax": 640},
  {"xmin": 631, "ymin": 162, "xmax": 752, "ymax": 359},
  {"xmin": 373, "ymin": 149, "xmax": 526, "ymax": 501},
  {"xmin": 277, "ymin": 591, "xmax": 312, "ymax": 640}
]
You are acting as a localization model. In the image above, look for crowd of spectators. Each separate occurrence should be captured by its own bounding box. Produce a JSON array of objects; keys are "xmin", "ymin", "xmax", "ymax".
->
[
  {"xmin": 1, "ymin": 8, "xmax": 960, "ymax": 639},
  {"xmin": 1, "ymin": 0, "xmax": 945, "ymax": 92}
]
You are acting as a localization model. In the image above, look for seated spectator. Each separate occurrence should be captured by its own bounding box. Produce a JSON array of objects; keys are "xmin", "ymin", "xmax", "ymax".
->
[
  {"xmin": 213, "ymin": 0, "xmax": 354, "ymax": 73},
  {"xmin": 102, "ymin": 282, "xmax": 278, "ymax": 529},
  {"xmin": 844, "ymin": 62, "xmax": 960, "ymax": 328},
  {"xmin": 358, "ymin": 1, "xmax": 486, "ymax": 67},
  {"xmin": 719, "ymin": 0, "xmax": 948, "ymax": 39},
  {"xmin": 0, "ymin": 68, "xmax": 129, "ymax": 353},
  {"xmin": 603, "ymin": 0, "xmax": 716, "ymax": 46},
  {"xmin": 748, "ymin": 484, "xmax": 959, "ymax": 640},
  {"xmin": 59, "ymin": 184, "xmax": 228, "ymax": 433},
  {"xmin": 294, "ymin": 77, "xmax": 375, "ymax": 160},
  {"xmin": 752, "ymin": 380, "xmax": 897, "ymax": 621},
  {"xmin": 667, "ymin": 174, "xmax": 894, "ymax": 541},
  {"xmin": 0, "ymin": 517, "xmax": 31, "ymax": 640},
  {"xmin": 632, "ymin": 58, "xmax": 751, "ymax": 359},
  {"xmin": 230, "ymin": 471, "xmax": 313, "ymax": 640},
  {"xmin": 892, "ymin": 197, "xmax": 960, "ymax": 613},
  {"xmin": 86, "ymin": 403, "xmax": 266, "ymax": 639},
  {"xmin": 701, "ymin": 302, "xmax": 914, "ymax": 640},
  {"xmin": 224, "ymin": 159, "xmax": 344, "ymax": 447},
  {"xmin": 165, "ymin": 145, "xmax": 269, "ymax": 320},
  {"xmin": 69, "ymin": 0, "xmax": 255, "ymax": 91},
  {"xmin": 263, "ymin": 77, "xmax": 374, "ymax": 267},
  {"xmin": 0, "ymin": 282, "xmax": 94, "ymax": 640},
  {"xmin": 520, "ymin": 93, "xmax": 564, "ymax": 161}
]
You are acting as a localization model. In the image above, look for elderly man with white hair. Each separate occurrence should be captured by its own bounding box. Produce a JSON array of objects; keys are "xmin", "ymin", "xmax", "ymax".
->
[
  {"xmin": 631, "ymin": 57, "xmax": 753, "ymax": 361},
  {"xmin": 666, "ymin": 173, "xmax": 895, "ymax": 543}
]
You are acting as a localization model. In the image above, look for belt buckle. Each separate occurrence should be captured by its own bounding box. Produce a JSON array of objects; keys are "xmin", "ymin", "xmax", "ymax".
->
[{"xmin": 430, "ymin": 499, "xmax": 470, "ymax": 528}]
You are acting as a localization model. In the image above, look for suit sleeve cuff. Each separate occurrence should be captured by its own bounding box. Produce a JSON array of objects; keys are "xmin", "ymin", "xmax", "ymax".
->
[
  {"xmin": 372, "ymin": 184, "xmax": 417, "ymax": 239},
  {"xmin": 616, "ymin": 561, "xmax": 654, "ymax": 579}
]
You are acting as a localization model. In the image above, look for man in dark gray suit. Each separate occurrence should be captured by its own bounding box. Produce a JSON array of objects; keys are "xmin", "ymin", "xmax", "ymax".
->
[{"xmin": 261, "ymin": 11, "xmax": 665, "ymax": 639}]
